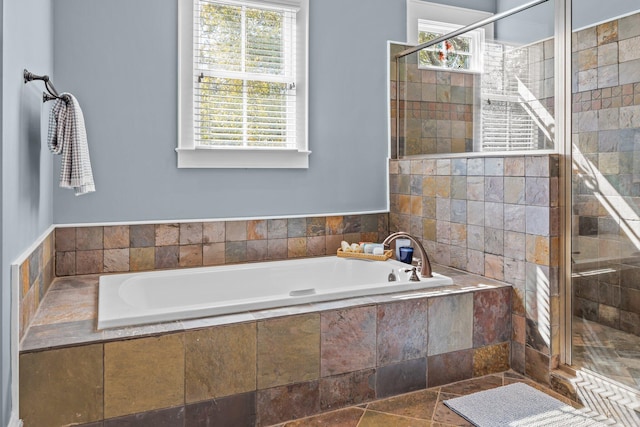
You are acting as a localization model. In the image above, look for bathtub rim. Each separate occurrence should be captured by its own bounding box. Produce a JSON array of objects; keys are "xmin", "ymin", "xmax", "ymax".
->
[{"xmin": 97, "ymin": 256, "xmax": 454, "ymax": 330}]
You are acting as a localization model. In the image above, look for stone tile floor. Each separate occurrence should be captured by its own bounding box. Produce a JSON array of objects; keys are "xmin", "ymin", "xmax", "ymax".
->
[
  {"xmin": 573, "ymin": 317, "xmax": 640, "ymax": 389},
  {"xmin": 270, "ymin": 371, "xmax": 597, "ymax": 427}
]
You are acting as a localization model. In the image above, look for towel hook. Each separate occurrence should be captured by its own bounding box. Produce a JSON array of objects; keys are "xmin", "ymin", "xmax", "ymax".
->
[{"xmin": 23, "ymin": 69, "xmax": 67, "ymax": 103}]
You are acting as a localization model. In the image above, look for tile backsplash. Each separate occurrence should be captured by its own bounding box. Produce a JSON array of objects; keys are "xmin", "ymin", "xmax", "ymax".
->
[
  {"xmin": 18, "ymin": 213, "xmax": 388, "ymax": 341},
  {"xmin": 54, "ymin": 214, "xmax": 389, "ymax": 276}
]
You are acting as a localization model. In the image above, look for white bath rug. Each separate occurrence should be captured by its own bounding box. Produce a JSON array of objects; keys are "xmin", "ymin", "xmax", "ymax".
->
[{"xmin": 444, "ymin": 382, "xmax": 610, "ymax": 426}]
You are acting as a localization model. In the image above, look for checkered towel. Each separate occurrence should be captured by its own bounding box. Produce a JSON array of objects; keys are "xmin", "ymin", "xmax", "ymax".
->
[{"xmin": 47, "ymin": 93, "xmax": 95, "ymax": 195}]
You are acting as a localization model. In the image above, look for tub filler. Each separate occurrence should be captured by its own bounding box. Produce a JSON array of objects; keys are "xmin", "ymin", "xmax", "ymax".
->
[{"xmin": 98, "ymin": 256, "xmax": 453, "ymax": 329}]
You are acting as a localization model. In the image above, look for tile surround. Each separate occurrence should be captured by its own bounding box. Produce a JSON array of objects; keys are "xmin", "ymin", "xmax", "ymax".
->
[
  {"xmin": 19, "ymin": 230, "xmax": 55, "ymax": 341},
  {"xmin": 257, "ymin": 381, "xmax": 321, "ymax": 426},
  {"xmin": 103, "ymin": 406, "xmax": 185, "ymax": 427},
  {"xmin": 473, "ymin": 342, "xmax": 511, "ymax": 377},
  {"xmin": 427, "ymin": 293, "xmax": 473, "ymax": 356},
  {"xmin": 19, "ymin": 343, "xmax": 103, "ymax": 427},
  {"xmin": 390, "ymin": 153, "xmax": 560, "ymax": 381},
  {"xmin": 17, "ymin": 214, "xmax": 385, "ymax": 339},
  {"xmin": 185, "ymin": 323, "xmax": 257, "ymax": 402},
  {"xmin": 185, "ymin": 392, "xmax": 256, "ymax": 427},
  {"xmin": 427, "ymin": 349, "xmax": 473, "ymax": 388},
  {"xmin": 21, "ymin": 268, "xmax": 511, "ymax": 426},
  {"xmin": 319, "ymin": 369, "xmax": 376, "ymax": 411},
  {"xmin": 321, "ymin": 306, "xmax": 376, "ymax": 377},
  {"xmin": 376, "ymin": 299, "xmax": 428, "ymax": 366},
  {"xmin": 257, "ymin": 314, "xmax": 320, "ymax": 389},
  {"xmin": 473, "ymin": 287, "xmax": 512, "ymax": 347},
  {"xmin": 104, "ymin": 334, "xmax": 185, "ymax": 418},
  {"xmin": 53, "ymin": 213, "xmax": 387, "ymax": 278}
]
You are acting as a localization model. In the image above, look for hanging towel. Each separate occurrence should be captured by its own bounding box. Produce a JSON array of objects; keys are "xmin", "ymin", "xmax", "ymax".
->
[{"xmin": 47, "ymin": 93, "xmax": 95, "ymax": 196}]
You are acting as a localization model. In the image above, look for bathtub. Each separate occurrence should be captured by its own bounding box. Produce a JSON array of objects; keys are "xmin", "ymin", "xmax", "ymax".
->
[{"xmin": 98, "ymin": 256, "xmax": 453, "ymax": 329}]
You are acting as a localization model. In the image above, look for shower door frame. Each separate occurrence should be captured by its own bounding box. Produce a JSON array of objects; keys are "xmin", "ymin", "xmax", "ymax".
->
[{"xmin": 557, "ymin": 0, "xmax": 573, "ymax": 367}]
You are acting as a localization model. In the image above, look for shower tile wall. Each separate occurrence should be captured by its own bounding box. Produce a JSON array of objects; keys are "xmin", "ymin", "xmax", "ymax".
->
[
  {"xmin": 392, "ymin": 37, "xmax": 554, "ymax": 157},
  {"xmin": 389, "ymin": 155, "xmax": 560, "ymax": 384},
  {"xmin": 391, "ymin": 44, "xmax": 475, "ymax": 157},
  {"xmin": 572, "ymin": 11, "xmax": 640, "ymax": 337},
  {"xmin": 391, "ymin": 31, "xmax": 561, "ymax": 384}
]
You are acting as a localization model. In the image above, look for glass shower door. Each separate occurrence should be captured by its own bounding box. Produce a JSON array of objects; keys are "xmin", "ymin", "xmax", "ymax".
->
[{"xmin": 571, "ymin": 6, "xmax": 640, "ymax": 390}]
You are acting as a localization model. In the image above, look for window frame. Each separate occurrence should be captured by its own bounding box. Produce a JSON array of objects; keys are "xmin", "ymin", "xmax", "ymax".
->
[
  {"xmin": 416, "ymin": 19, "xmax": 484, "ymax": 73},
  {"xmin": 178, "ymin": 0, "xmax": 310, "ymax": 169},
  {"xmin": 406, "ymin": 0, "xmax": 493, "ymax": 45}
]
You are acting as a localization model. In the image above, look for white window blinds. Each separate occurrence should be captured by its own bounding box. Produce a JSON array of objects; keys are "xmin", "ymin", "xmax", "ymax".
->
[
  {"xmin": 480, "ymin": 42, "xmax": 552, "ymax": 152},
  {"xmin": 194, "ymin": 0, "xmax": 297, "ymax": 148}
]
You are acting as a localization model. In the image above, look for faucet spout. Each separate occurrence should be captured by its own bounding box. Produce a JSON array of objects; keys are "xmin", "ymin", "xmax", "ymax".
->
[{"xmin": 382, "ymin": 232, "xmax": 433, "ymax": 278}]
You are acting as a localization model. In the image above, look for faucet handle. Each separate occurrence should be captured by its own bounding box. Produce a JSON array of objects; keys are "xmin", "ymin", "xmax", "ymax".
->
[
  {"xmin": 402, "ymin": 267, "xmax": 420, "ymax": 282},
  {"xmin": 388, "ymin": 270, "xmax": 398, "ymax": 282},
  {"xmin": 413, "ymin": 257, "xmax": 423, "ymax": 273}
]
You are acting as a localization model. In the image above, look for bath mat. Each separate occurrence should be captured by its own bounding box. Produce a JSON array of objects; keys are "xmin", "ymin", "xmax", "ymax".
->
[{"xmin": 444, "ymin": 382, "xmax": 608, "ymax": 426}]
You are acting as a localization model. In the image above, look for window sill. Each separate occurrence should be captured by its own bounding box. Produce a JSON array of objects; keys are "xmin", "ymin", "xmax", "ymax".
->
[
  {"xmin": 417, "ymin": 65, "xmax": 481, "ymax": 74},
  {"xmin": 176, "ymin": 147, "xmax": 311, "ymax": 169}
]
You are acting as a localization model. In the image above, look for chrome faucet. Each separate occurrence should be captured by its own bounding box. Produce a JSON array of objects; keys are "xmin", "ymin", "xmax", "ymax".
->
[{"xmin": 382, "ymin": 232, "xmax": 433, "ymax": 278}]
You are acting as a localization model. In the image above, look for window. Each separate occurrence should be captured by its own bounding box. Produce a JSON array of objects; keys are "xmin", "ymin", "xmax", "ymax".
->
[
  {"xmin": 406, "ymin": 0, "xmax": 493, "ymax": 44},
  {"xmin": 178, "ymin": 0, "xmax": 309, "ymax": 168},
  {"xmin": 417, "ymin": 20, "xmax": 484, "ymax": 72},
  {"xmin": 479, "ymin": 42, "xmax": 554, "ymax": 152}
]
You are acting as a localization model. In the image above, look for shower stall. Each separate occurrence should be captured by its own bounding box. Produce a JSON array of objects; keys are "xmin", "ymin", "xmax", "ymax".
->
[
  {"xmin": 571, "ymin": 8, "xmax": 640, "ymax": 390},
  {"xmin": 392, "ymin": 0, "xmax": 640, "ymax": 420}
]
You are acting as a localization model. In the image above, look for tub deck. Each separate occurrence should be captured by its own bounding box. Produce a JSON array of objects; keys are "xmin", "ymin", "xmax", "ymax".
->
[
  {"xmin": 19, "ymin": 263, "xmax": 516, "ymax": 427},
  {"xmin": 21, "ymin": 263, "xmax": 508, "ymax": 352}
]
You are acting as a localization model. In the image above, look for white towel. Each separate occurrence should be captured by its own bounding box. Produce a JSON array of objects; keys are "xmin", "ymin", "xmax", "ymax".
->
[{"xmin": 47, "ymin": 93, "xmax": 95, "ymax": 196}]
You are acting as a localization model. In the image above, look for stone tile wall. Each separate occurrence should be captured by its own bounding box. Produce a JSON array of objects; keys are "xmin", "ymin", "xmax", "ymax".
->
[
  {"xmin": 18, "ymin": 214, "xmax": 387, "ymax": 341},
  {"xmin": 19, "ymin": 285, "xmax": 511, "ymax": 426},
  {"xmin": 18, "ymin": 231, "xmax": 55, "ymax": 340},
  {"xmin": 571, "ymin": 12, "xmax": 640, "ymax": 337},
  {"xmin": 389, "ymin": 155, "xmax": 561, "ymax": 385},
  {"xmin": 391, "ymin": 43, "xmax": 475, "ymax": 157},
  {"xmin": 393, "ymin": 36, "xmax": 554, "ymax": 157},
  {"xmin": 390, "ymin": 25, "xmax": 561, "ymax": 388},
  {"xmin": 53, "ymin": 214, "xmax": 388, "ymax": 276}
]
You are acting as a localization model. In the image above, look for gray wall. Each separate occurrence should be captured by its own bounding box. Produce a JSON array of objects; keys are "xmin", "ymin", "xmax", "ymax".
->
[
  {"xmin": 428, "ymin": 0, "xmax": 496, "ymax": 12},
  {"xmin": 51, "ymin": 0, "xmax": 408, "ymax": 224},
  {"xmin": 572, "ymin": 0, "xmax": 640, "ymax": 29},
  {"xmin": 51, "ymin": 0, "xmax": 499, "ymax": 225},
  {"xmin": 1, "ymin": 0, "xmax": 55, "ymax": 424},
  {"xmin": 496, "ymin": 0, "xmax": 640, "ymax": 45},
  {"xmin": 496, "ymin": 0, "xmax": 554, "ymax": 44}
]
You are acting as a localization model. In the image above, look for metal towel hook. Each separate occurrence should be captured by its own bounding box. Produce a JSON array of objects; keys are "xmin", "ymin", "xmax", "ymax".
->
[{"xmin": 23, "ymin": 69, "xmax": 68, "ymax": 103}]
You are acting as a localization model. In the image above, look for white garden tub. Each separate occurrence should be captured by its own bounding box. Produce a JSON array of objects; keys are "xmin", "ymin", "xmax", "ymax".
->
[{"xmin": 98, "ymin": 256, "xmax": 452, "ymax": 329}]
